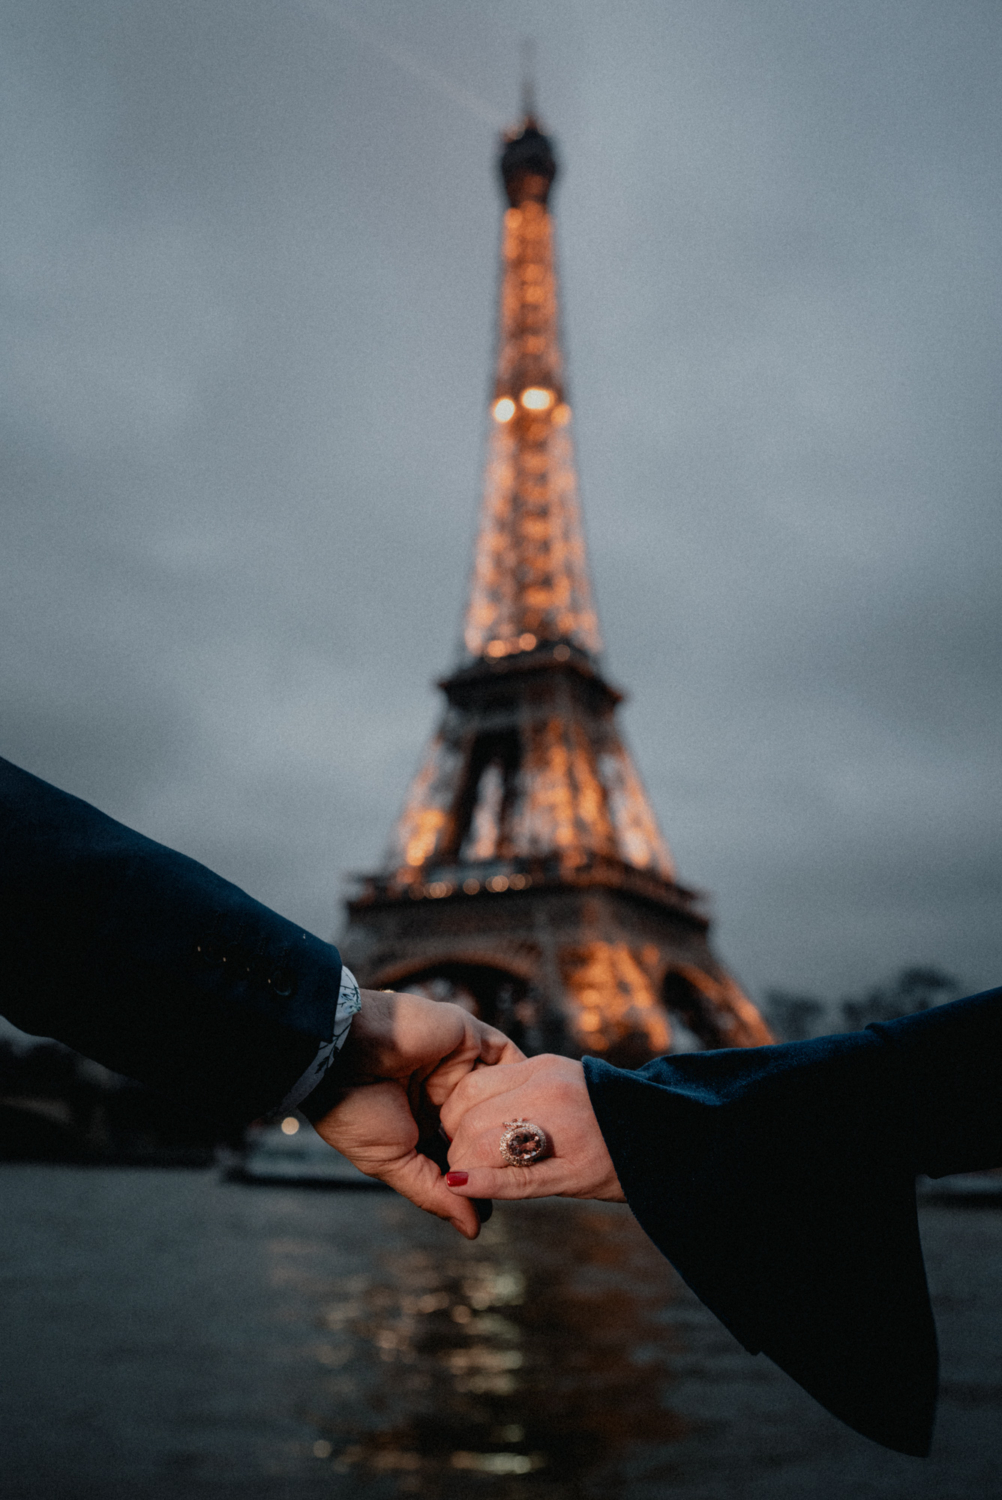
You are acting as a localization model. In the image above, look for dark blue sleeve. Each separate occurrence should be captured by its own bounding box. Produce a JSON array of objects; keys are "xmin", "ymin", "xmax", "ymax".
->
[
  {"xmin": 0, "ymin": 756, "xmax": 343, "ymax": 1130},
  {"xmin": 584, "ymin": 988, "xmax": 1002, "ymax": 1457}
]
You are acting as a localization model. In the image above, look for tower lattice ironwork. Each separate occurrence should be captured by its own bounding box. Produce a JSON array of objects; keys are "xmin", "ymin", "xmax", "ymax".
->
[{"xmin": 339, "ymin": 113, "xmax": 771, "ymax": 1063}]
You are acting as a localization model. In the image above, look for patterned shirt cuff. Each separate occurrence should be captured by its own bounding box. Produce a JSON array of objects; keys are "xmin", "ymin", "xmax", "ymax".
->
[{"xmin": 275, "ymin": 965, "xmax": 361, "ymax": 1116}]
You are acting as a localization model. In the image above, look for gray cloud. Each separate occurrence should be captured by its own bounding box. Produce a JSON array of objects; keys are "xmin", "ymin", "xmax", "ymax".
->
[{"xmin": 2, "ymin": 0, "xmax": 999, "ymax": 1009}]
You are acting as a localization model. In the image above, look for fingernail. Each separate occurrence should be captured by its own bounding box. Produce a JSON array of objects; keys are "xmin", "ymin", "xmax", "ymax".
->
[{"xmin": 446, "ymin": 1171, "xmax": 468, "ymax": 1187}]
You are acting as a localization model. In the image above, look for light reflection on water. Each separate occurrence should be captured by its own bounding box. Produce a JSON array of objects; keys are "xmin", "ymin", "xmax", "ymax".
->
[{"xmin": 278, "ymin": 1198, "xmax": 690, "ymax": 1496}]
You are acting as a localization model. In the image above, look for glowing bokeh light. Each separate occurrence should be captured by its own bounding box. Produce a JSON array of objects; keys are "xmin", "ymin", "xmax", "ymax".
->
[
  {"xmin": 281, "ymin": 1116, "xmax": 300, "ymax": 1135},
  {"xmin": 492, "ymin": 397, "xmax": 516, "ymax": 423},
  {"xmin": 520, "ymin": 386, "xmax": 554, "ymax": 411}
]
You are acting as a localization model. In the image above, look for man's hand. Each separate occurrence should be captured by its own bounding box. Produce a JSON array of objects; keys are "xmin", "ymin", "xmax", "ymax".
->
[
  {"xmin": 310, "ymin": 989, "xmax": 524, "ymax": 1239},
  {"xmin": 439, "ymin": 1053, "xmax": 625, "ymax": 1206}
]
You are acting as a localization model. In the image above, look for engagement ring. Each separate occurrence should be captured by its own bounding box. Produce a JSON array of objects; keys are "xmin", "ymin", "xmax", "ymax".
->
[{"xmin": 498, "ymin": 1119, "xmax": 549, "ymax": 1167}]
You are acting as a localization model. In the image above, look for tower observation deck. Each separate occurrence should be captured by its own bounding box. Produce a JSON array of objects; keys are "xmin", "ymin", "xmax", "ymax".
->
[{"xmin": 339, "ymin": 112, "xmax": 771, "ymax": 1063}]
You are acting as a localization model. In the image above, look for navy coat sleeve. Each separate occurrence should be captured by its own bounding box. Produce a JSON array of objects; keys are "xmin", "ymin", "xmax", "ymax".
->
[
  {"xmin": 584, "ymin": 989, "xmax": 1002, "ymax": 1457},
  {"xmin": 0, "ymin": 756, "xmax": 343, "ymax": 1130}
]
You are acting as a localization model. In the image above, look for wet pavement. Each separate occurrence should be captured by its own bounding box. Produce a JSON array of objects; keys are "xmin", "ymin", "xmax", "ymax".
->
[{"xmin": 1, "ymin": 1165, "xmax": 1001, "ymax": 1499}]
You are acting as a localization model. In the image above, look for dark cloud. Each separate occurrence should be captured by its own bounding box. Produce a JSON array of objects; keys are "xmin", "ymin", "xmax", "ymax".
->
[{"xmin": 2, "ymin": 0, "xmax": 999, "ymax": 1005}]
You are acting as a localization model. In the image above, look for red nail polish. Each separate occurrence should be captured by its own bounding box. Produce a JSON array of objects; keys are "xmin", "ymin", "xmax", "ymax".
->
[{"xmin": 446, "ymin": 1171, "xmax": 469, "ymax": 1187}]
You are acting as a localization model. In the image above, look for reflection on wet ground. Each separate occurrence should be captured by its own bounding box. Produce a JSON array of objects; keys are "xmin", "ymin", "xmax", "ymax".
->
[
  {"xmin": 309, "ymin": 1199, "xmax": 689, "ymax": 1494},
  {"xmin": 2, "ymin": 1167, "xmax": 1002, "ymax": 1499}
]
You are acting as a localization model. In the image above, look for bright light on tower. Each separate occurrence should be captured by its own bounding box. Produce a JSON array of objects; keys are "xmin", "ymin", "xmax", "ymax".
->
[
  {"xmin": 520, "ymin": 387, "xmax": 554, "ymax": 411},
  {"xmin": 492, "ymin": 397, "xmax": 516, "ymax": 423}
]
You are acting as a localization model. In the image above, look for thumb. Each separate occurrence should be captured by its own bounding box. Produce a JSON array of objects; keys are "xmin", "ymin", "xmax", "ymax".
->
[
  {"xmin": 445, "ymin": 1162, "xmax": 563, "ymax": 1201},
  {"xmin": 377, "ymin": 1150, "xmax": 484, "ymax": 1240}
]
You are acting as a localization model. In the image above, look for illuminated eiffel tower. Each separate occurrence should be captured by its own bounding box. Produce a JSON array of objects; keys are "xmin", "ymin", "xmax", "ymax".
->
[{"xmin": 339, "ymin": 110, "xmax": 771, "ymax": 1062}]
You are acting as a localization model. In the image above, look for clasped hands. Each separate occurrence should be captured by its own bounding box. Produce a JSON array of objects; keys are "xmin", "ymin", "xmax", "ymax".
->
[{"xmin": 310, "ymin": 988, "xmax": 624, "ymax": 1239}]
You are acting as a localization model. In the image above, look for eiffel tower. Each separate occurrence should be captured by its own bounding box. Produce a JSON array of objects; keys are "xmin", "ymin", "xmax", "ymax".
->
[{"xmin": 339, "ymin": 110, "xmax": 772, "ymax": 1064}]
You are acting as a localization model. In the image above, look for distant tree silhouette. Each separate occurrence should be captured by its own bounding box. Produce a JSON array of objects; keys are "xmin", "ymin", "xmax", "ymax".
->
[
  {"xmin": 840, "ymin": 967, "xmax": 960, "ymax": 1031},
  {"xmin": 764, "ymin": 967, "xmax": 962, "ymax": 1043},
  {"xmin": 764, "ymin": 992, "xmax": 826, "ymax": 1042}
]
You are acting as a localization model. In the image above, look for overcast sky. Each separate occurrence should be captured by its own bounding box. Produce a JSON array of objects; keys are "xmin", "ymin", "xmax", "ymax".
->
[{"xmin": 2, "ymin": 0, "xmax": 999, "ymax": 1009}]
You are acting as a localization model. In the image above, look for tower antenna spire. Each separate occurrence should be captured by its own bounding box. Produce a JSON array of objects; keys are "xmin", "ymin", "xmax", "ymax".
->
[{"xmin": 520, "ymin": 38, "xmax": 537, "ymax": 121}]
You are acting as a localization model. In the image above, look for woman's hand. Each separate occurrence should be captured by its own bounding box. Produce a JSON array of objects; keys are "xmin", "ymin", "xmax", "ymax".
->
[
  {"xmin": 439, "ymin": 1053, "xmax": 626, "ymax": 1206},
  {"xmin": 311, "ymin": 989, "xmax": 524, "ymax": 1239}
]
